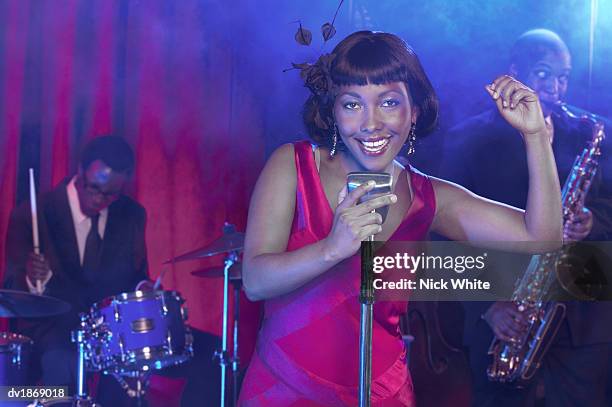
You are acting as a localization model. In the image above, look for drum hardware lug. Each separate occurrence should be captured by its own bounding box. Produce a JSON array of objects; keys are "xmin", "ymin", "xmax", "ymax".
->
[
  {"xmin": 140, "ymin": 347, "xmax": 152, "ymax": 361},
  {"xmin": 166, "ymin": 330, "xmax": 173, "ymax": 355},
  {"xmin": 181, "ymin": 306, "xmax": 188, "ymax": 321},
  {"xmin": 8, "ymin": 342, "xmax": 23, "ymax": 367},
  {"xmin": 213, "ymin": 349, "xmax": 230, "ymax": 366},
  {"xmin": 185, "ymin": 329, "xmax": 194, "ymax": 356},
  {"xmin": 79, "ymin": 312, "xmax": 89, "ymax": 328},
  {"xmin": 113, "ymin": 300, "xmax": 122, "ymax": 322},
  {"xmin": 104, "ymin": 328, "xmax": 113, "ymax": 342},
  {"xmin": 14, "ymin": 344, "xmax": 22, "ymax": 367},
  {"xmin": 119, "ymin": 333, "xmax": 127, "ymax": 362},
  {"xmin": 160, "ymin": 293, "xmax": 169, "ymax": 316}
]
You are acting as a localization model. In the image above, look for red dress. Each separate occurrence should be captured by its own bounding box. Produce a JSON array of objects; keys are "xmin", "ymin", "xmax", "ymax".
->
[{"xmin": 239, "ymin": 141, "xmax": 436, "ymax": 406}]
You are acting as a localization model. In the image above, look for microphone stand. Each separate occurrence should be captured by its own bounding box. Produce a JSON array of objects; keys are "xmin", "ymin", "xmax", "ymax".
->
[
  {"xmin": 359, "ymin": 235, "xmax": 375, "ymax": 407},
  {"xmin": 349, "ymin": 171, "xmax": 393, "ymax": 407}
]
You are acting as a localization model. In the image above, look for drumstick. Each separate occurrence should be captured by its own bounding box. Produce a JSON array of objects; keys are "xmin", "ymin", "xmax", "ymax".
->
[
  {"xmin": 29, "ymin": 168, "xmax": 42, "ymax": 295},
  {"xmin": 153, "ymin": 268, "xmax": 168, "ymax": 290}
]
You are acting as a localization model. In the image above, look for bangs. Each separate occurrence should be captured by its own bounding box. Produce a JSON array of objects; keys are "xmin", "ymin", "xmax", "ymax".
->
[
  {"xmin": 331, "ymin": 36, "xmax": 411, "ymax": 87},
  {"xmin": 303, "ymin": 31, "xmax": 438, "ymax": 143}
]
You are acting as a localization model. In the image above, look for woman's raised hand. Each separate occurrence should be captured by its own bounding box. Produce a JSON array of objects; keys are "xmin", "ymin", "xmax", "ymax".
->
[
  {"xmin": 322, "ymin": 181, "xmax": 397, "ymax": 262},
  {"xmin": 486, "ymin": 75, "xmax": 548, "ymax": 141}
]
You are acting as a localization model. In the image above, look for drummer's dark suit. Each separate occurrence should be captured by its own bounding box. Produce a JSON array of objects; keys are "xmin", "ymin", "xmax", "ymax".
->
[{"xmin": 4, "ymin": 177, "xmax": 148, "ymax": 403}]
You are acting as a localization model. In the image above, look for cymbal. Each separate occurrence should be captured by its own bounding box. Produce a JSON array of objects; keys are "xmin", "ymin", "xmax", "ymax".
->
[
  {"xmin": 164, "ymin": 224, "xmax": 244, "ymax": 264},
  {"xmin": 191, "ymin": 263, "xmax": 242, "ymax": 281},
  {"xmin": 0, "ymin": 289, "xmax": 71, "ymax": 318}
]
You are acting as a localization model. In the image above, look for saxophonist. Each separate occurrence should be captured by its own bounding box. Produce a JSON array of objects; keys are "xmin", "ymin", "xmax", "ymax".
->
[{"xmin": 440, "ymin": 29, "xmax": 612, "ymax": 406}]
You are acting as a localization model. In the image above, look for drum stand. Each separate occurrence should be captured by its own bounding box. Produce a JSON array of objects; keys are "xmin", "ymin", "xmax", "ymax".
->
[
  {"xmin": 112, "ymin": 372, "xmax": 150, "ymax": 407},
  {"xmin": 29, "ymin": 326, "xmax": 99, "ymax": 406},
  {"xmin": 65, "ymin": 324, "xmax": 98, "ymax": 406},
  {"xmin": 30, "ymin": 320, "xmax": 99, "ymax": 406},
  {"xmin": 74, "ymin": 328, "xmax": 88, "ymax": 401},
  {"xmin": 359, "ymin": 237, "xmax": 375, "ymax": 407},
  {"xmin": 214, "ymin": 250, "xmax": 241, "ymax": 407},
  {"xmin": 48, "ymin": 317, "xmax": 148, "ymax": 407}
]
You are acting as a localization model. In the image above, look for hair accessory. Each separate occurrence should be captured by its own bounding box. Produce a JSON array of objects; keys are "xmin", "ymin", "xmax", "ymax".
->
[
  {"xmin": 292, "ymin": 53, "xmax": 337, "ymax": 99},
  {"xmin": 286, "ymin": 1, "xmax": 345, "ymax": 100}
]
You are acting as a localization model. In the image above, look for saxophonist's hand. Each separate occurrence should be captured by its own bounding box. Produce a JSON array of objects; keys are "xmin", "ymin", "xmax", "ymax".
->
[
  {"xmin": 486, "ymin": 76, "xmax": 548, "ymax": 141},
  {"xmin": 564, "ymin": 207, "xmax": 593, "ymax": 242},
  {"xmin": 482, "ymin": 302, "xmax": 530, "ymax": 342}
]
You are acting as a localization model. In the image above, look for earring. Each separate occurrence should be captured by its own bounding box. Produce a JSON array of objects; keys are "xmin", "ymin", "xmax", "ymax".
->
[
  {"xmin": 329, "ymin": 125, "xmax": 338, "ymax": 158},
  {"xmin": 407, "ymin": 122, "xmax": 417, "ymax": 155}
]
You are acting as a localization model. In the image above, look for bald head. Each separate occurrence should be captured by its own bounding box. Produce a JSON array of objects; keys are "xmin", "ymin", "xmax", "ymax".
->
[
  {"xmin": 510, "ymin": 29, "xmax": 570, "ymax": 78},
  {"xmin": 509, "ymin": 29, "xmax": 572, "ymax": 117}
]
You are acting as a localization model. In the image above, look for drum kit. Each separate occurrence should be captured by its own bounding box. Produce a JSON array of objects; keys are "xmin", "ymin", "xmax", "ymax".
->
[{"xmin": 1, "ymin": 223, "xmax": 245, "ymax": 407}]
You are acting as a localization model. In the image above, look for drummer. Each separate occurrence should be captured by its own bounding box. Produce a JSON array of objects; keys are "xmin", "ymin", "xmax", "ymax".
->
[{"xmin": 4, "ymin": 135, "xmax": 152, "ymax": 406}]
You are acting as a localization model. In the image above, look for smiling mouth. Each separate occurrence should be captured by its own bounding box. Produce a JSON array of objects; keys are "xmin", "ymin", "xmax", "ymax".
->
[{"xmin": 356, "ymin": 137, "xmax": 391, "ymax": 155}]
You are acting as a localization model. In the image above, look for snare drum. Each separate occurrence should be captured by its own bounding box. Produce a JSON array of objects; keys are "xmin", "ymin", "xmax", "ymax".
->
[
  {"xmin": 0, "ymin": 332, "xmax": 32, "ymax": 386},
  {"xmin": 84, "ymin": 290, "xmax": 193, "ymax": 374}
]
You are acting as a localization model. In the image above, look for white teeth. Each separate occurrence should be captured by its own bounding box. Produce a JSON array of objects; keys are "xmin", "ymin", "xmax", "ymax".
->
[{"xmin": 359, "ymin": 138, "xmax": 389, "ymax": 152}]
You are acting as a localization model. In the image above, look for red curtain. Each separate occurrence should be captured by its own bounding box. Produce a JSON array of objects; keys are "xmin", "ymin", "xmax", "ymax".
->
[
  {"xmin": 0, "ymin": 0, "xmax": 264, "ymax": 371},
  {"xmin": 0, "ymin": 1, "xmax": 31, "ymax": 331}
]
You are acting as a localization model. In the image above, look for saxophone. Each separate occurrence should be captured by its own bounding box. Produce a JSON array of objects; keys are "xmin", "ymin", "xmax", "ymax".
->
[{"xmin": 486, "ymin": 103, "xmax": 606, "ymax": 386}]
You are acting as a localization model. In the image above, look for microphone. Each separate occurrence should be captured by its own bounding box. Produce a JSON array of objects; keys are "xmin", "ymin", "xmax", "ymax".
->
[{"xmin": 346, "ymin": 172, "xmax": 393, "ymax": 224}]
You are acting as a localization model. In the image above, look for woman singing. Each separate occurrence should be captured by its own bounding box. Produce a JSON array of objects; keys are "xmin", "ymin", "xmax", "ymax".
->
[{"xmin": 239, "ymin": 31, "xmax": 562, "ymax": 406}]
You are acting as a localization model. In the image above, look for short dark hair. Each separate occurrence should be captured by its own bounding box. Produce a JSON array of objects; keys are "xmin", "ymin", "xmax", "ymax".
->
[
  {"xmin": 80, "ymin": 136, "xmax": 135, "ymax": 174},
  {"xmin": 510, "ymin": 29, "xmax": 570, "ymax": 76},
  {"xmin": 303, "ymin": 31, "xmax": 439, "ymax": 146}
]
